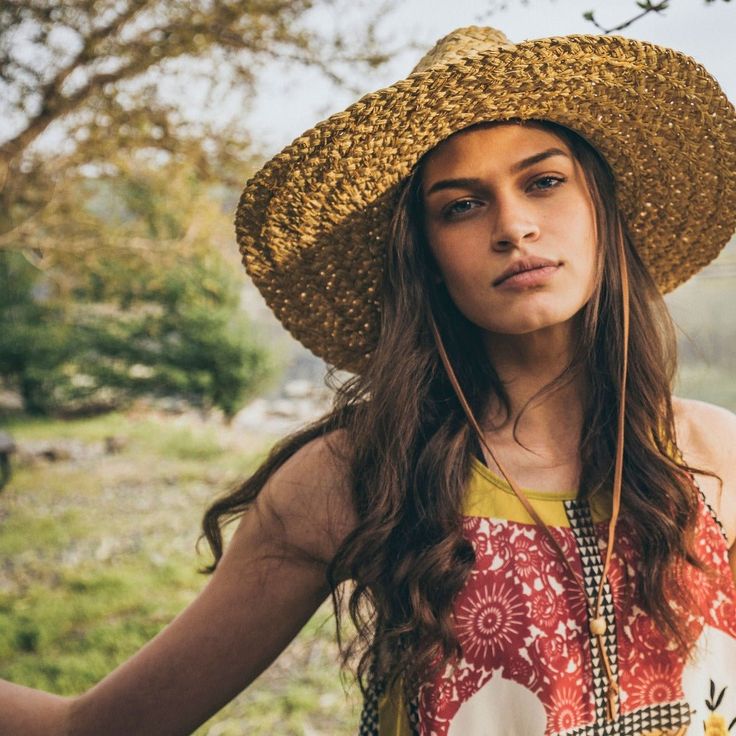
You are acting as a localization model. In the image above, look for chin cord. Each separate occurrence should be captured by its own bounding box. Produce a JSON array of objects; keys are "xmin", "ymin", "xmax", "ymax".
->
[{"xmin": 428, "ymin": 229, "xmax": 629, "ymax": 722}]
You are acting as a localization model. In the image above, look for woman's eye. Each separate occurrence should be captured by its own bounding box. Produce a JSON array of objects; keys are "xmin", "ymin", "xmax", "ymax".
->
[
  {"xmin": 530, "ymin": 175, "xmax": 565, "ymax": 192},
  {"xmin": 443, "ymin": 199, "xmax": 480, "ymax": 219}
]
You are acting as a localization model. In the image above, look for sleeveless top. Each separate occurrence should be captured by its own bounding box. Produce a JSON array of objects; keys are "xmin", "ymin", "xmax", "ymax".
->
[{"xmin": 358, "ymin": 457, "xmax": 736, "ymax": 736}]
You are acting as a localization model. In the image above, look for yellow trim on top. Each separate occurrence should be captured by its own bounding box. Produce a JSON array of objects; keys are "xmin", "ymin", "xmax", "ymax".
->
[
  {"xmin": 465, "ymin": 457, "xmax": 612, "ymax": 525},
  {"xmin": 471, "ymin": 456, "xmax": 578, "ymax": 500}
]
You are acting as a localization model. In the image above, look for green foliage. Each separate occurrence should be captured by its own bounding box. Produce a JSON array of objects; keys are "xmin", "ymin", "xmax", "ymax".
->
[
  {"xmin": 0, "ymin": 253, "xmax": 74, "ymax": 414},
  {"xmin": 0, "ymin": 509, "xmax": 88, "ymax": 559},
  {"xmin": 2, "ymin": 412, "xmax": 130, "ymax": 442},
  {"xmin": 0, "ymin": 160, "xmax": 274, "ymax": 417},
  {"xmin": 5, "ymin": 412, "xmax": 228, "ymax": 463}
]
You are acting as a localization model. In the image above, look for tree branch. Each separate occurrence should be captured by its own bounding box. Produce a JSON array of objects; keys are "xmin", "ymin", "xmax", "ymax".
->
[
  {"xmin": 0, "ymin": 0, "xmax": 153, "ymax": 166},
  {"xmin": 583, "ymin": 0, "xmax": 670, "ymax": 34}
]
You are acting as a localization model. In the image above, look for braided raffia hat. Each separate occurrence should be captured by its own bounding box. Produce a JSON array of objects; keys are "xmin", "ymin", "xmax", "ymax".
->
[{"xmin": 236, "ymin": 26, "xmax": 736, "ymax": 372}]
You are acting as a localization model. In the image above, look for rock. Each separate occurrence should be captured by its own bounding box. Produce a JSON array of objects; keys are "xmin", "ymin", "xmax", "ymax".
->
[
  {"xmin": 0, "ymin": 390, "xmax": 23, "ymax": 412},
  {"xmin": 94, "ymin": 538, "xmax": 117, "ymax": 562},
  {"xmin": 104, "ymin": 436, "xmax": 127, "ymax": 454},
  {"xmin": 269, "ymin": 398, "xmax": 300, "ymax": 418},
  {"xmin": 283, "ymin": 379, "xmax": 314, "ymax": 399},
  {"xmin": 0, "ymin": 432, "xmax": 16, "ymax": 454},
  {"xmin": 39, "ymin": 446, "xmax": 73, "ymax": 462},
  {"xmin": 19, "ymin": 439, "xmax": 96, "ymax": 463}
]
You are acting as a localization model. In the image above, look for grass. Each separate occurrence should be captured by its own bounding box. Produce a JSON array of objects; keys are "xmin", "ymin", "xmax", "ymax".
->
[
  {"xmin": 3, "ymin": 411, "xmax": 130, "ymax": 442},
  {"xmin": 0, "ymin": 560, "xmax": 200, "ymax": 690},
  {"xmin": 5, "ymin": 411, "xmax": 228, "ymax": 463},
  {"xmin": 0, "ymin": 410, "xmax": 360, "ymax": 735}
]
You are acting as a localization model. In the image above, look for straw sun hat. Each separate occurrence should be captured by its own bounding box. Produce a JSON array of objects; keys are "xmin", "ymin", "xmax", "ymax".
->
[{"xmin": 236, "ymin": 26, "xmax": 736, "ymax": 372}]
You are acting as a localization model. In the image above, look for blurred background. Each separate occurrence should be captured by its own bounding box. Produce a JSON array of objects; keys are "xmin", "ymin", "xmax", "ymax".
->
[{"xmin": 0, "ymin": 1, "xmax": 734, "ymax": 734}]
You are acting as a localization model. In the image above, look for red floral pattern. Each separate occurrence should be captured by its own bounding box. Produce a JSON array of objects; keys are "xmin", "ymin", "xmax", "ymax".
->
[
  {"xmin": 416, "ymin": 495, "xmax": 736, "ymax": 735},
  {"xmin": 627, "ymin": 662, "xmax": 680, "ymax": 706},
  {"xmin": 454, "ymin": 579, "xmax": 528, "ymax": 664},
  {"xmin": 548, "ymin": 685, "xmax": 587, "ymax": 733}
]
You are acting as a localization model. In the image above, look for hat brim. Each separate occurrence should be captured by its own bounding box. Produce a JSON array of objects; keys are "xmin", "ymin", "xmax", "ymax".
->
[{"xmin": 236, "ymin": 34, "xmax": 736, "ymax": 372}]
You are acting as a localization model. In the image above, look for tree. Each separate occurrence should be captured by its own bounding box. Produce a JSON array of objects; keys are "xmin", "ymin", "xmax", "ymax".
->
[
  {"xmin": 0, "ymin": 0, "xmax": 390, "ymax": 241},
  {"xmin": 0, "ymin": 0, "xmax": 393, "ymax": 416},
  {"xmin": 0, "ymin": 153, "xmax": 273, "ymax": 416}
]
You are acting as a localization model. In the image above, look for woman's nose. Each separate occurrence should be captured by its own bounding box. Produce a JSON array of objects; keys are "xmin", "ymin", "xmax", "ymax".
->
[{"xmin": 491, "ymin": 195, "xmax": 541, "ymax": 250}]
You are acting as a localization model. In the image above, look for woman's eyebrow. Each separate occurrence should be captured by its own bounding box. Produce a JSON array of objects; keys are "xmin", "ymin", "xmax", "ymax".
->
[
  {"xmin": 510, "ymin": 147, "xmax": 569, "ymax": 173},
  {"xmin": 424, "ymin": 147, "xmax": 570, "ymax": 197},
  {"xmin": 424, "ymin": 176, "xmax": 486, "ymax": 197}
]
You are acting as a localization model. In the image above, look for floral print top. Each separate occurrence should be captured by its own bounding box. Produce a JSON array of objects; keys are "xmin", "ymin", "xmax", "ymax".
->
[{"xmin": 358, "ymin": 458, "xmax": 736, "ymax": 736}]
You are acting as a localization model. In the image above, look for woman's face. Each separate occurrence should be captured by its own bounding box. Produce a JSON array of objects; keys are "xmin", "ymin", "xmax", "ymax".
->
[{"xmin": 421, "ymin": 123, "xmax": 598, "ymax": 338}]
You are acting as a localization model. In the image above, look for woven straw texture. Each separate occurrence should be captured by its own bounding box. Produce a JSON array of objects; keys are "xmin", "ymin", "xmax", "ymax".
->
[{"xmin": 236, "ymin": 27, "xmax": 736, "ymax": 372}]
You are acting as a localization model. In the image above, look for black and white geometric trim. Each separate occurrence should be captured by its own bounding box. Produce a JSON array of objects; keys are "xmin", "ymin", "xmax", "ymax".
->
[
  {"xmin": 407, "ymin": 693, "xmax": 420, "ymax": 733},
  {"xmin": 692, "ymin": 476, "xmax": 729, "ymax": 544},
  {"xmin": 564, "ymin": 498, "xmax": 621, "ymax": 724},
  {"xmin": 563, "ymin": 500, "xmax": 693, "ymax": 735},
  {"xmin": 557, "ymin": 699, "xmax": 692, "ymax": 735},
  {"xmin": 357, "ymin": 670, "xmax": 383, "ymax": 736}
]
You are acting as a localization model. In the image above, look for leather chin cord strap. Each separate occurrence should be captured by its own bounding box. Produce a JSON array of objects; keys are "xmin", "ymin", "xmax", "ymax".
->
[{"xmin": 429, "ymin": 234, "xmax": 629, "ymax": 722}]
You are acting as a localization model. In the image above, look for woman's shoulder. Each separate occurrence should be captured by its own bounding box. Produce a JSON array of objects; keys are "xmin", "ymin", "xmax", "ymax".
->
[
  {"xmin": 672, "ymin": 395, "xmax": 736, "ymax": 547},
  {"xmin": 672, "ymin": 395, "xmax": 736, "ymax": 458},
  {"xmin": 254, "ymin": 429, "xmax": 358, "ymax": 567}
]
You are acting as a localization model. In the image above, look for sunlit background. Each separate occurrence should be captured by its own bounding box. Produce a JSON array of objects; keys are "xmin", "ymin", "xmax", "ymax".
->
[{"xmin": 0, "ymin": 1, "xmax": 734, "ymax": 733}]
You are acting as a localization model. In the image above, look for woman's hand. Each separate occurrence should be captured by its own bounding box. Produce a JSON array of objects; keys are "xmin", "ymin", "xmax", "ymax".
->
[{"xmin": 0, "ymin": 432, "xmax": 356, "ymax": 736}]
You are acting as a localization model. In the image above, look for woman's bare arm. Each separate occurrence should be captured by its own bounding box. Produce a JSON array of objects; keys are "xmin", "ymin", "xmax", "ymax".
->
[
  {"xmin": 0, "ymin": 682, "xmax": 71, "ymax": 734},
  {"xmin": 0, "ymin": 432, "xmax": 356, "ymax": 736}
]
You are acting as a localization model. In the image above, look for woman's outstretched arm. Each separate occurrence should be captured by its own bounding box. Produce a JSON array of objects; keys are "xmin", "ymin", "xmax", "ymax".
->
[
  {"xmin": 0, "ymin": 432, "xmax": 356, "ymax": 736},
  {"xmin": 0, "ymin": 681, "xmax": 71, "ymax": 734}
]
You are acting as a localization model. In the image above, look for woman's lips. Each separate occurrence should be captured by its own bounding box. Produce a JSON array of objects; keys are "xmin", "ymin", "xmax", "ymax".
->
[{"xmin": 494, "ymin": 264, "xmax": 561, "ymax": 289}]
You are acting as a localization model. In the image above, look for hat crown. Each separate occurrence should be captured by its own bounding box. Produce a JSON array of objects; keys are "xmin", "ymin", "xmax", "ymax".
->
[{"xmin": 412, "ymin": 26, "xmax": 515, "ymax": 73}]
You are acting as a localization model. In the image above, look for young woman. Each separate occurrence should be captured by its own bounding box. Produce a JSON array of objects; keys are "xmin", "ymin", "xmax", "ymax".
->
[{"xmin": 2, "ymin": 25, "xmax": 736, "ymax": 736}]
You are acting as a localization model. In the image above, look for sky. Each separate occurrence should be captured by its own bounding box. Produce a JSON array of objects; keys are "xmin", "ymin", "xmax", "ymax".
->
[
  {"xmin": 244, "ymin": 0, "xmax": 736, "ymax": 155},
  {"xmin": 4, "ymin": 1, "xmax": 732, "ymax": 162}
]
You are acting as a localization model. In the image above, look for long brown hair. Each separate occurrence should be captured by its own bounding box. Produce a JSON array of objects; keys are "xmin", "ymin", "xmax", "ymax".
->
[{"xmin": 202, "ymin": 120, "xmax": 706, "ymax": 693}]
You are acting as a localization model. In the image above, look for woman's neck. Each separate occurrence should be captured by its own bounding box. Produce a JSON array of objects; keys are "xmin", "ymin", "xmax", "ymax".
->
[{"xmin": 481, "ymin": 320, "xmax": 588, "ymax": 462}]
